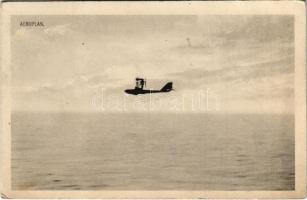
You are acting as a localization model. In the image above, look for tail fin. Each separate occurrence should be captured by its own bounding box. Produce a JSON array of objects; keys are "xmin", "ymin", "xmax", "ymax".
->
[{"xmin": 160, "ymin": 82, "xmax": 173, "ymax": 92}]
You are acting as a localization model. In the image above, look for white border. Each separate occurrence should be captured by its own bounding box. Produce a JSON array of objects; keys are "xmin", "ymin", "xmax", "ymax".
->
[{"xmin": 1, "ymin": 1, "xmax": 306, "ymax": 198}]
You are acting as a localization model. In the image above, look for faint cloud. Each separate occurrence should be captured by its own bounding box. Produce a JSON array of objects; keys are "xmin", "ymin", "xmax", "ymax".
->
[
  {"xmin": 44, "ymin": 24, "xmax": 71, "ymax": 36},
  {"xmin": 13, "ymin": 28, "xmax": 38, "ymax": 40},
  {"xmin": 14, "ymin": 28, "xmax": 29, "ymax": 37},
  {"xmin": 168, "ymin": 56, "xmax": 294, "ymax": 88}
]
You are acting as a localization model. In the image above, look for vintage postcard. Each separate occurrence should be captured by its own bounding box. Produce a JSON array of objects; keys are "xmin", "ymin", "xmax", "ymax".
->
[{"xmin": 1, "ymin": 1, "xmax": 306, "ymax": 199}]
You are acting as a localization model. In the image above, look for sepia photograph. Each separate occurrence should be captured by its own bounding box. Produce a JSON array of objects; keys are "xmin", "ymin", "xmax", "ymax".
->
[{"xmin": 1, "ymin": 1, "xmax": 306, "ymax": 199}]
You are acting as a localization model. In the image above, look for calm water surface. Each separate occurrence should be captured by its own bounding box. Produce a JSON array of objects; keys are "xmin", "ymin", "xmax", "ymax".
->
[{"xmin": 12, "ymin": 112, "xmax": 294, "ymax": 190}]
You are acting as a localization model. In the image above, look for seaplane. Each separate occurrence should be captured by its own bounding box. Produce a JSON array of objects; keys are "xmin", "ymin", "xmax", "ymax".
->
[{"xmin": 125, "ymin": 78, "xmax": 173, "ymax": 95}]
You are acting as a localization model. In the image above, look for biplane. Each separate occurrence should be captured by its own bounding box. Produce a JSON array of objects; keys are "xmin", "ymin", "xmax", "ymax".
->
[{"xmin": 125, "ymin": 78, "xmax": 173, "ymax": 95}]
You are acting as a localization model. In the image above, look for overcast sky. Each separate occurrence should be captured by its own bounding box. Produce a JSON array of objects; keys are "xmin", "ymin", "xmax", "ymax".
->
[{"xmin": 11, "ymin": 15, "xmax": 294, "ymax": 113}]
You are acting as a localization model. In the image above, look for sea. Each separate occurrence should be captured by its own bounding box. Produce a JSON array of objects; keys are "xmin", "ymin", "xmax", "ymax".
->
[{"xmin": 11, "ymin": 112, "xmax": 295, "ymax": 190}]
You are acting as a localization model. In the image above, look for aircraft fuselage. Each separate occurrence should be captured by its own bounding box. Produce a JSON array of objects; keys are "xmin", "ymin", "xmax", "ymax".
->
[
  {"xmin": 125, "ymin": 82, "xmax": 173, "ymax": 95},
  {"xmin": 124, "ymin": 89, "xmax": 167, "ymax": 95}
]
